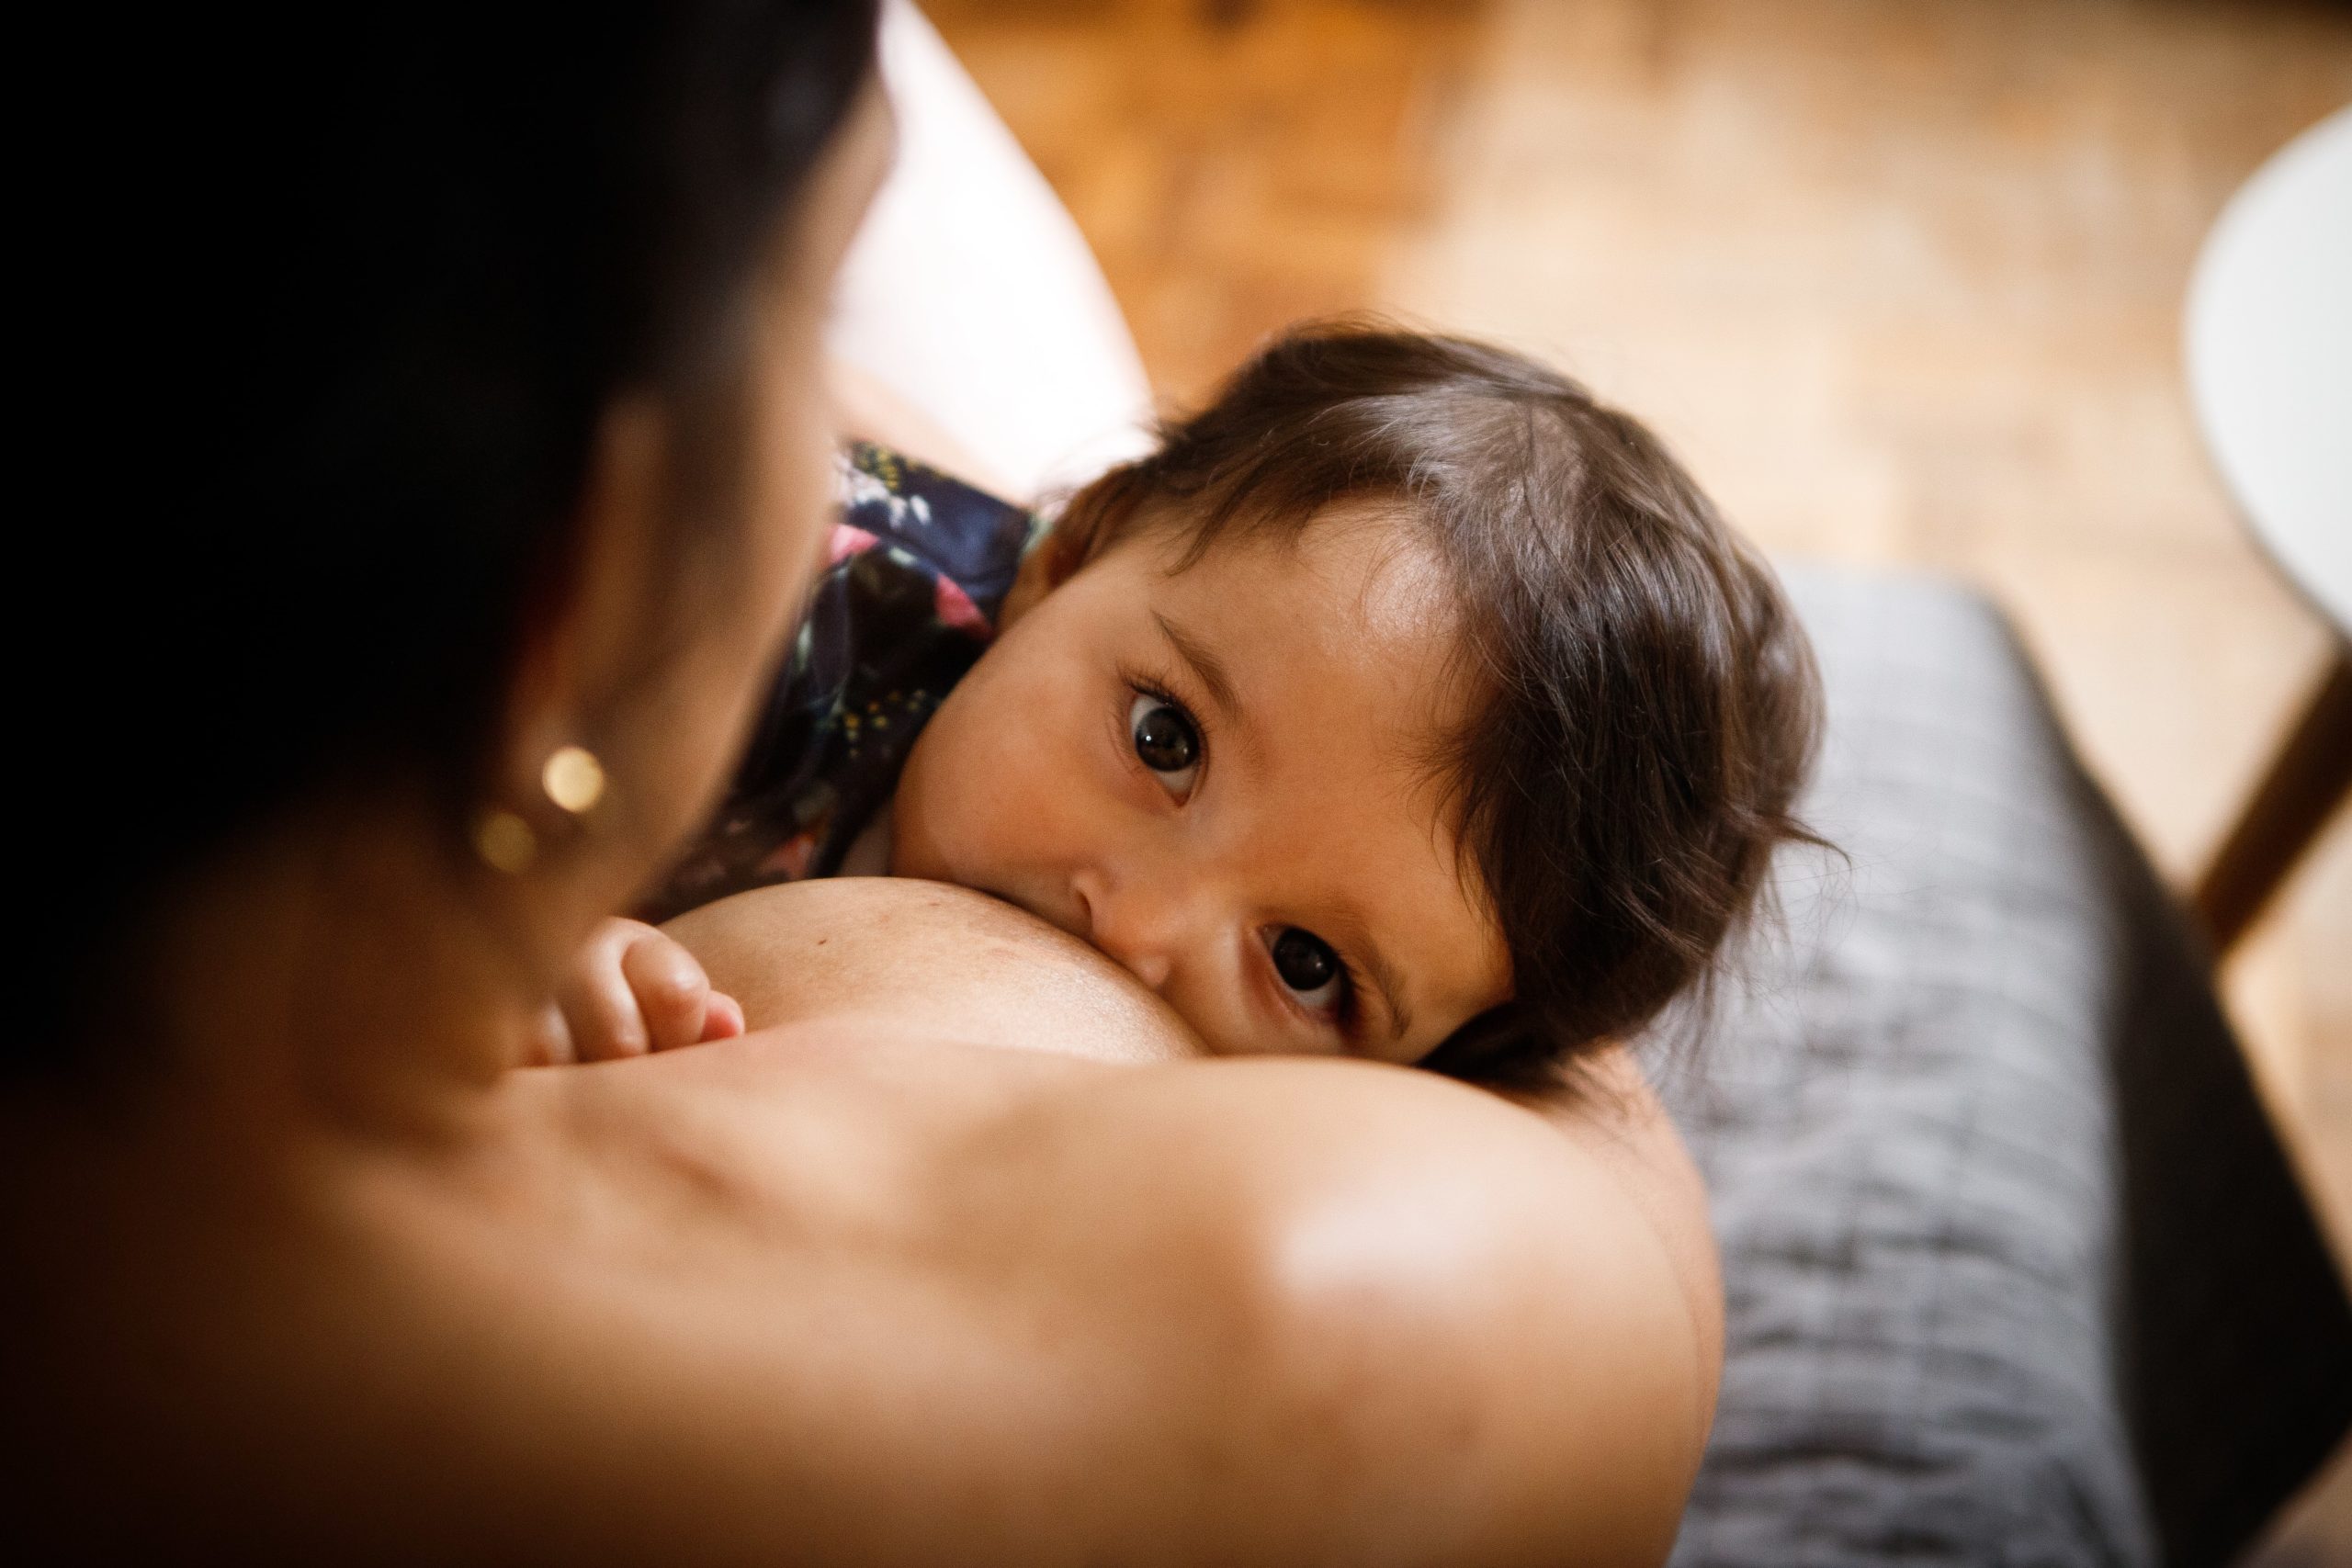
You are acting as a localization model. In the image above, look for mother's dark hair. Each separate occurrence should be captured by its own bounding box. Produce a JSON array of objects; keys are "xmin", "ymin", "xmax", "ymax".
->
[{"xmin": 22, "ymin": 2, "xmax": 879, "ymax": 1066}]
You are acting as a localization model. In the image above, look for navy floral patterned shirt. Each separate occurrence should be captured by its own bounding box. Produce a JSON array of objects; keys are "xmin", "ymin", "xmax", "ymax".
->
[{"xmin": 646, "ymin": 442, "xmax": 1044, "ymax": 919}]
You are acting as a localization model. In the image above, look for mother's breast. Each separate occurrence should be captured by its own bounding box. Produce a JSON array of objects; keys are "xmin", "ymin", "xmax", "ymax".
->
[{"xmin": 662, "ymin": 877, "xmax": 1203, "ymax": 1068}]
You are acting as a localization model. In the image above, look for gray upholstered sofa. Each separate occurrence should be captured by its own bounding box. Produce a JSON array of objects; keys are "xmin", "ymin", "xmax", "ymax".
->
[
  {"xmin": 849, "ymin": 8, "xmax": 2352, "ymax": 1562},
  {"xmin": 1659, "ymin": 568, "xmax": 2351, "ymax": 1566}
]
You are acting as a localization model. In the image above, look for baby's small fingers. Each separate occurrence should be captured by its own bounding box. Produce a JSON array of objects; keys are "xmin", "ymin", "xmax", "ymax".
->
[
  {"xmin": 558, "ymin": 923, "xmax": 655, "ymax": 1062},
  {"xmin": 620, "ymin": 931, "xmax": 713, "ymax": 1055},
  {"xmin": 526, "ymin": 1000, "xmax": 577, "ymax": 1066},
  {"xmin": 701, "ymin": 990, "xmax": 746, "ymax": 1043}
]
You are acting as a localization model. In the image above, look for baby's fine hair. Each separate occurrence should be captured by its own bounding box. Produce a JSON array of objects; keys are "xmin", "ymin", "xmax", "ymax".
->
[{"xmin": 1052, "ymin": 321, "xmax": 1824, "ymax": 1090}]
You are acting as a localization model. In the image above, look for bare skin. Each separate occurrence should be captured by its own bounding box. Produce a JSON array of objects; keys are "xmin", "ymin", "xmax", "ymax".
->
[
  {"xmin": 14, "ymin": 875, "xmax": 1716, "ymax": 1564},
  {"xmin": 6, "ymin": 66, "xmax": 1721, "ymax": 1568}
]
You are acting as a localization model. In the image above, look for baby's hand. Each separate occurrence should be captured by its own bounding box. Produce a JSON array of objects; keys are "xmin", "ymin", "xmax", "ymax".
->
[{"xmin": 530, "ymin": 918, "xmax": 747, "ymax": 1065}]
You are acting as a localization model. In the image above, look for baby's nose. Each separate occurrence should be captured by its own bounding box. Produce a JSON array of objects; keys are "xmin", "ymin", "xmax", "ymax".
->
[
  {"xmin": 1113, "ymin": 946, "xmax": 1173, "ymax": 992},
  {"xmin": 1072, "ymin": 871, "xmax": 1177, "ymax": 993}
]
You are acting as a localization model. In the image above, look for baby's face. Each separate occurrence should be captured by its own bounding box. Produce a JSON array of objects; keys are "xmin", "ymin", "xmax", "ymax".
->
[{"xmin": 890, "ymin": 502, "xmax": 1510, "ymax": 1066}]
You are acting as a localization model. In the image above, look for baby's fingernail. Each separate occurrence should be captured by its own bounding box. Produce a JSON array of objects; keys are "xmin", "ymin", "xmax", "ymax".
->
[
  {"xmin": 531, "ymin": 1001, "xmax": 574, "ymax": 1066},
  {"xmin": 706, "ymin": 993, "xmax": 746, "ymax": 1042}
]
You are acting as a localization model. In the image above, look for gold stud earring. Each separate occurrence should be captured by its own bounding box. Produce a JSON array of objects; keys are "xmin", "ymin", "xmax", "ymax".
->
[
  {"xmin": 472, "ymin": 745, "xmax": 605, "ymax": 875},
  {"xmin": 541, "ymin": 744, "xmax": 606, "ymax": 816},
  {"xmin": 472, "ymin": 809, "xmax": 538, "ymax": 874}
]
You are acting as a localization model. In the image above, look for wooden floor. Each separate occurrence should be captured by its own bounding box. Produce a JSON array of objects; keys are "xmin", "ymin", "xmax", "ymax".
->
[{"xmin": 927, "ymin": 0, "xmax": 2352, "ymax": 1556}]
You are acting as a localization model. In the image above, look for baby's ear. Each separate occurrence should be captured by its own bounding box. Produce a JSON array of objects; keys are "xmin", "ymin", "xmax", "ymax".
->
[
  {"xmin": 999, "ymin": 523, "xmax": 1094, "ymax": 630},
  {"xmin": 1045, "ymin": 518, "xmax": 1100, "ymax": 585},
  {"xmin": 997, "ymin": 533, "xmax": 1062, "ymax": 631}
]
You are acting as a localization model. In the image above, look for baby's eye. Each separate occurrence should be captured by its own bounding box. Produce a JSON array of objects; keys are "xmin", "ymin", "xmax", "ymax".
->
[
  {"xmin": 1270, "ymin": 927, "xmax": 1348, "ymax": 1015},
  {"xmin": 1129, "ymin": 692, "xmax": 1201, "ymax": 797}
]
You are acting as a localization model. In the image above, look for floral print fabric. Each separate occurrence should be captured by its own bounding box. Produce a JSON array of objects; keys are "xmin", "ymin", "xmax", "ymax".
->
[{"xmin": 645, "ymin": 442, "xmax": 1044, "ymax": 918}]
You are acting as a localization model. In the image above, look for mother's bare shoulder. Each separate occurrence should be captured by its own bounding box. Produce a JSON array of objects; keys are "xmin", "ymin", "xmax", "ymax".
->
[{"xmin": 982, "ymin": 1053, "xmax": 1716, "ymax": 1563}]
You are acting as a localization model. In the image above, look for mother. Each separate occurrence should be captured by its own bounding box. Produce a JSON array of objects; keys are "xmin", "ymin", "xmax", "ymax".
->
[{"xmin": 11, "ymin": 5, "xmax": 1719, "ymax": 1562}]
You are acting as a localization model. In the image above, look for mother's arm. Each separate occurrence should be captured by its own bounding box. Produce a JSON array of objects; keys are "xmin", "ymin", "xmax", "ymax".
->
[{"xmin": 662, "ymin": 879, "xmax": 1717, "ymax": 1565}]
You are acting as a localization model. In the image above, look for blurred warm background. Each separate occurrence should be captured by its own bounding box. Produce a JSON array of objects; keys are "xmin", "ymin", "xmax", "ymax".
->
[{"xmin": 924, "ymin": 0, "xmax": 2350, "ymax": 1553}]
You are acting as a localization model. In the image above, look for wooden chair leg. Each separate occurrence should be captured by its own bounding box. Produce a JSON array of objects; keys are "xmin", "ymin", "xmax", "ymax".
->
[{"xmin": 2195, "ymin": 642, "xmax": 2352, "ymax": 956}]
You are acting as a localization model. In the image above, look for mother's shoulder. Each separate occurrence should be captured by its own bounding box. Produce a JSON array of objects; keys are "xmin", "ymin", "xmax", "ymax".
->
[
  {"xmin": 984, "ymin": 1053, "xmax": 1719, "ymax": 1561},
  {"xmin": 1097, "ymin": 1050, "xmax": 1711, "ymax": 1347}
]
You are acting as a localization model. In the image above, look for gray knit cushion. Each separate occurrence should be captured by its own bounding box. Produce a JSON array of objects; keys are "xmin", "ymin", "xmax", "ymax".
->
[{"xmin": 1659, "ymin": 565, "xmax": 2352, "ymax": 1567}]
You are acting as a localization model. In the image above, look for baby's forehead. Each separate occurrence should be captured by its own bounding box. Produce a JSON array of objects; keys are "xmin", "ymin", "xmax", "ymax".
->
[
  {"xmin": 1140, "ymin": 499, "xmax": 1466, "ymax": 710},
  {"xmin": 1156, "ymin": 507, "xmax": 1494, "ymax": 851},
  {"xmin": 1142, "ymin": 493, "xmax": 1457, "ymax": 629}
]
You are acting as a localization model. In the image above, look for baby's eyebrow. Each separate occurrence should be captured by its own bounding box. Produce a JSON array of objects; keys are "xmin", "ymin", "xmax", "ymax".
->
[{"xmin": 1153, "ymin": 613, "xmax": 1244, "ymax": 728}]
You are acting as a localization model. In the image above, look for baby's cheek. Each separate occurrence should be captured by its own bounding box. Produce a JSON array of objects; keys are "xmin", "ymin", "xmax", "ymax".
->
[
  {"xmin": 886, "ymin": 725, "xmax": 962, "ymax": 882},
  {"xmin": 894, "ymin": 615, "xmax": 1103, "ymax": 886},
  {"xmin": 889, "ymin": 679, "xmax": 1035, "ymax": 881}
]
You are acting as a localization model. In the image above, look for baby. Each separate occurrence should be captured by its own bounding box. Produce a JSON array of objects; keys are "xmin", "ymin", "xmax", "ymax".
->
[{"xmin": 540, "ymin": 323, "xmax": 1821, "ymax": 1089}]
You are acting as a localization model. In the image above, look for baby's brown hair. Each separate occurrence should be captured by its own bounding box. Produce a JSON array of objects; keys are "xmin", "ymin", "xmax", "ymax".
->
[{"xmin": 1051, "ymin": 322, "xmax": 1823, "ymax": 1090}]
